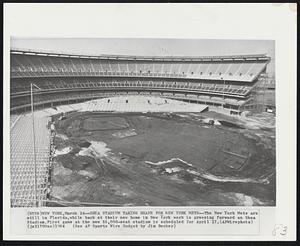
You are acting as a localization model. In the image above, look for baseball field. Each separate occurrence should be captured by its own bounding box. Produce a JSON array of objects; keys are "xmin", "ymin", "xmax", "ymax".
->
[{"xmin": 49, "ymin": 111, "xmax": 276, "ymax": 206}]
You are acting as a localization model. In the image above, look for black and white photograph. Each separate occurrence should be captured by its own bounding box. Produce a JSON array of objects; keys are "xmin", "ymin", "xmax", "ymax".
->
[
  {"xmin": 3, "ymin": 3, "xmax": 296, "ymax": 241},
  {"xmin": 10, "ymin": 38, "xmax": 276, "ymax": 207}
]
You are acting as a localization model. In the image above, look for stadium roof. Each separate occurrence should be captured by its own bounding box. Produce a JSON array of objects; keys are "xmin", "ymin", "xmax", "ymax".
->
[{"xmin": 11, "ymin": 48, "xmax": 271, "ymax": 62}]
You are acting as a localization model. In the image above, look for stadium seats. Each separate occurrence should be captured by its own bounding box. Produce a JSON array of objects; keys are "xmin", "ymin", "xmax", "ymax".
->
[
  {"xmin": 11, "ymin": 51, "xmax": 269, "ymax": 83},
  {"xmin": 10, "ymin": 50, "xmax": 270, "ymax": 114},
  {"xmin": 11, "ymin": 77, "xmax": 252, "ymax": 99},
  {"xmin": 75, "ymin": 96, "xmax": 208, "ymax": 113},
  {"xmin": 9, "ymin": 51, "xmax": 272, "ymax": 207},
  {"xmin": 10, "ymin": 114, "xmax": 51, "ymax": 207}
]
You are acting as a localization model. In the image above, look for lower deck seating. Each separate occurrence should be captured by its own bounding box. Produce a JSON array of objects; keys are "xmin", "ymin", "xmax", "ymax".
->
[
  {"xmin": 10, "ymin": 114, "xmax": 21, "ymax": 129},
  {"xmin": 78, "ymin": 96, "xmax": 208, "ymax": 113},
  {"xmin": 11, "ymin": 90, "xmax": 247, "ymax": 114},
  {"xmin": 10, "ymin": 114, "xmax": 51, "ymax": 207}
]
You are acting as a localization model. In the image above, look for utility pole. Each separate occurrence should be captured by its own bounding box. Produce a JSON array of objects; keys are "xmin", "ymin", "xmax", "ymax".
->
[
  {"xmin": 31, "ymin": 83, "xmax": 41, "ymax": 207},
  {"xmin": 222, "ymin": 78, "xmax": 225, "ymax": 108}
]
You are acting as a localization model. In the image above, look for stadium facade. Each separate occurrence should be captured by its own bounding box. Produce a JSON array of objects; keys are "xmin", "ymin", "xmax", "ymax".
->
[{"xmin": 10, "ymin": 49, "xmax": 271, "ymax": 115}]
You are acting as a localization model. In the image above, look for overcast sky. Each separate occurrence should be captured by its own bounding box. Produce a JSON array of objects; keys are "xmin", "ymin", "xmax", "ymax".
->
[{"xmin": 11, "ymin": 38, "xmax": 275, "ymax": 75}]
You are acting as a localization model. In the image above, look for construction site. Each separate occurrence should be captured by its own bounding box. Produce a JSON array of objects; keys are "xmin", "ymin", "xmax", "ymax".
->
[
  {"xmin": 47, "ymin": 102, "xmax": 276, "ymax": 206},
  {"xmin": 9, "ymin": 46, "xmax": 276, "ymax": 207}
]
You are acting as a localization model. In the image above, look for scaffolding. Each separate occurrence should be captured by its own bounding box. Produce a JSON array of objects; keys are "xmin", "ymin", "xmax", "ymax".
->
[{"xmin": 239, "ymin": 73, "xmax": 270, "ymax": 113}]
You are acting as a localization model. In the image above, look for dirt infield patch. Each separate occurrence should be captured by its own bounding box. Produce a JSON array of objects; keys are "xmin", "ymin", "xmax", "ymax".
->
[{"xmin": 83, "ymin": 116, "xmax": 129, "ymax": 131}]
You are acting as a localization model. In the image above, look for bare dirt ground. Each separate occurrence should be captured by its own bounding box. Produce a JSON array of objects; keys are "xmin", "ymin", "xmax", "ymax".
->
[{"xmin": 49, "ymin": 111, "xmax": 276, "ymax": 206}]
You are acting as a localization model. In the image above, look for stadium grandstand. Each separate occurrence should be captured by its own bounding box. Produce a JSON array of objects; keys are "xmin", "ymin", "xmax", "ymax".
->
[
  {"xmin": 11, "ymin": 49, "xmax": 271, "ymax": 115},
  {"xmin": 10, "ymin": 113, "xmax": 52, "ymax": 207},
  {"xmin": 10, "ymin": 48, "xmax": 272, "ymax": 207}
]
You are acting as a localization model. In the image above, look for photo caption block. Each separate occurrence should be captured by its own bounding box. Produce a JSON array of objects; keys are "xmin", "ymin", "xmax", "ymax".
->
[{"xmin": 20, "ymin": 208, "xmax": 260, "ymax": 236}]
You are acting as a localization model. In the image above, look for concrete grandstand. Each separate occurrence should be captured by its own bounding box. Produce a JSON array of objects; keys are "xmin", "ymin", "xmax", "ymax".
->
[
  {"xmin": 11, "ymin": 49, "xmax": 270, "ymax": 115},
  {"xmin": 10, "ymin": 49, "xmax": 274, "ymax": 207}
]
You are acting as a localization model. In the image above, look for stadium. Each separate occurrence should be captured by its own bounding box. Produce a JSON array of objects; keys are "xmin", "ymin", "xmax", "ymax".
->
[{"xmin": 10, "ymin": 45, "xmax": 276, "ymax": 207}]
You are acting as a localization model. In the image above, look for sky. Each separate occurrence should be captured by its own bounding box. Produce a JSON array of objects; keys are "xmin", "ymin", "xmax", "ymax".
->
[{"xmin": 11, "ymin": 38, "xmax": 275, "ymax": 75}]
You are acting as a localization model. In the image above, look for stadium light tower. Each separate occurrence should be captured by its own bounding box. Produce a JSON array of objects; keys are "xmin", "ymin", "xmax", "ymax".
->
[{"xmin": 31, "ymin": 83, "xmax": 41, "ymax": 207}]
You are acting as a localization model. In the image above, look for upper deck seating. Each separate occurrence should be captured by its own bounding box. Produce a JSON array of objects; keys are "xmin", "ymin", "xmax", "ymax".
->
[{"xmin": 11, "ymin": 52, "xmax": 269, "ymax": 82}]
